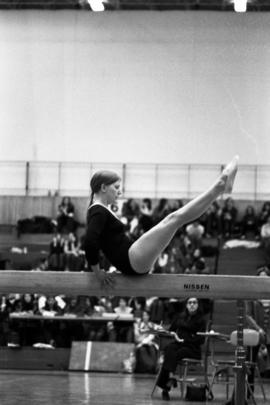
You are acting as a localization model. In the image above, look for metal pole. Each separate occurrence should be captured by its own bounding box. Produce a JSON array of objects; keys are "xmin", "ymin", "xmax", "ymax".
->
[
  {"xmin": 234, "ymin": 299, "xmax": 246, "ymax": 405},
  {"xmin": 25, "ymin": 161, "xmax": 30, "ymax": 196}
]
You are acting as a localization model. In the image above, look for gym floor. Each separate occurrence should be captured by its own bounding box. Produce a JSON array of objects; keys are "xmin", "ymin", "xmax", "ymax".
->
[{"xmin": 0, "ymin": 371, "xmax": 269, "ymax": 405}]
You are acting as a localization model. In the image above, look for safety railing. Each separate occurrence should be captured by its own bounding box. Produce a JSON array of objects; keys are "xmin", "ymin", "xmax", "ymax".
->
[{"xmin": 0, "ymin": 160, "xmax": 270, "ymax": 201}]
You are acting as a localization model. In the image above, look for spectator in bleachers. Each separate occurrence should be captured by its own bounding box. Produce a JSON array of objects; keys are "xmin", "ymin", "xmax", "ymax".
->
[
  {"xmin": 48, "ymin": 233, "xmax": 65, "ymax": 270},
  {"xmin": 199, "ymin": 201, "xmax": 222, "ymax": 237},
  {"xmin": 134, "ymin": 310, "xmax": 159, "ymax": 374},
  {"xmin": 32, "ymin": 258, "xmax": 49, "ymax": 272},
  {"xmin": 153, "ymin": 250, "xmax": 169, "ymax": 274},
  {"xmin": 185, "ymin": 220, "xmax": 205, "ymax": 250},
  {"xmin": 79, "ymin": 297, "xmax": 109, "ymax": 342},
  {"xmin": 185, "ymin": 248, "xmax": 210, "ymax": 275},
  {"xmin": 0, "ymin": 295, "xmax": 9, "ymax": 345},
  {"xmin": 37, "ymin": 295, "xmax": 66, "ymax": 347},
  {"xmin": 166, "ymin": 246, "xmax": 184, "ymax": 274},
  {"xmin": 169, "ymin": 199, "xmax": 184, "ymax": 212},
  {"xmin": 21, "ymin": 294, "xmax": 38, "ymax": 314},
  {"xmin": 241, "ymin": 204, "xmax": 259, "ymax": 240},
  {"xmin": 56, "ymin": 196, "xmax": 77, "ymax": 233},
  {"xmin": 221, "ymin": 197, "xmax": 238, "ymax": 239},
  {"xmin": 258, "ymin": 202, "xmax": 270, "ymax": 227},
  {"xmin": 260, "ymin": 216, "xmax": 270, "ymax": 260},
  {"xmin": 64, "ymin": 232, "xmax": 85, "ymax": 271},
  {"xmin": 138, "ymin": 198, "xmax": 154, "ymax": 234},
  {"xmin": 113, "ymin": 297, "xmax": 134, "ymax": 342},
  {"xmin": 121, "ymin": 198, "xmax": 140, "ymax": 226},
  {"xmin": 152, "ymin": 198, "xmax": 170, "ymax": 225},
  {"xmin": 148, "ymin": 297, "xmax": 165, "ymax": 324},
  {"xmin": 38, "ymin": 295, "xmax": 66, "ymax": 316},
  {"xmin": 63, "ymin": 296, "xmax": 85, "ymax": 344},
  {"xmin": 128, "ymin": 297, "xmax": 146, "ymax": 320}
]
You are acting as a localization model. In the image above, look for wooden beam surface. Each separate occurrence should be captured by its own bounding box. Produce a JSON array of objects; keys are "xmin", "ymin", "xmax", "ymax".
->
[{"xmin": 0, "ymin": 271, "xmax": 269, "ymax": 299}]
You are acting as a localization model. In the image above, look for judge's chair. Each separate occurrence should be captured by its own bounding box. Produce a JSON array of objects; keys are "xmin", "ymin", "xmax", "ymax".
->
[{"xmin": 151, "ymin": 325, "xmax": 212, "ymax": 400}]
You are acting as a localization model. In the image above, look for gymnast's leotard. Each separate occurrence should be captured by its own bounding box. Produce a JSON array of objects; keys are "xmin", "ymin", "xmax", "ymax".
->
[{"xmin": 84, "ymin": 204, "xmax": 138, "ymax": 275}]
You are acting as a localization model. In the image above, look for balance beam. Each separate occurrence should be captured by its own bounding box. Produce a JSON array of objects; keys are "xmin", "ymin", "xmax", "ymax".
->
[{"xmin": 0, "ymin": 271, "xmax": 269, "ymax": 299}]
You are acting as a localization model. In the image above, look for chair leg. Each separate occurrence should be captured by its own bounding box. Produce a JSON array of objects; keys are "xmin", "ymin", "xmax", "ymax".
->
[
  {"xmin": 181, "ymin": 364, "xmax": 188, "ymax": 399},
  {"xmin": 151, "ymin": 366, "xmax": 161, "ymax": 398},
  {"xmin": 246, "ymin": 381, "xmax": 258, "ymax": 405},
  {"xmin": 209, "ymin": 368, "xmax": 218, "ymax": 394},
  {"xmin": 225, "ymin": 369, "xmax": 230, "ymax": 400},
  {"xmin": 255, "ymin": 364, "xmax": 266, "ymax": 401},
  {"xmin": 209, "ymin": 366, "xmax": 232, "ymax": 400}
]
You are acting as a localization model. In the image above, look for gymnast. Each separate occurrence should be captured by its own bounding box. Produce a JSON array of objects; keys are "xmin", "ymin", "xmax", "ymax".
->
[{"xmin": 84, "ymin": 156, "xmax": 239, "ymax": 287}]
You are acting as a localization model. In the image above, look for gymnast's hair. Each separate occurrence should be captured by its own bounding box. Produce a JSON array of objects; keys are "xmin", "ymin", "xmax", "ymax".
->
[{"xmin": 88, "ymin": 169, "xmax": 120, "ymax": 209}]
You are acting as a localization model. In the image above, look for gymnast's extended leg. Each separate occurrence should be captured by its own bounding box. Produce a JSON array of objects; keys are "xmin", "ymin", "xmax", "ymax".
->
[{"xmin": 128, "ymin": 156, "xmax": 238, "ymax": 274}]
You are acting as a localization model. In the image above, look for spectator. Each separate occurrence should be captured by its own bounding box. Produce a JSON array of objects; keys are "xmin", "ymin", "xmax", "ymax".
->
[
  {"xmin": 121, "ymin": 199, "xmax": 140, "ymax": 225},
  {"xmin": 48, "ymin": 233, "xmax": 65, "ymax": 270},
  {"xmin": 38, "ymin": 295, "xmax": 66, "ymax": 316},
  {"xmin": 64, "ymin": 232, "xmax": 85, "ymax": 271},
  {"xmin": 56, "ymin": 197, "xmax": 77, "ymax": 233},
  {"xmin": 261, "ymin": 216, "xmax": 270, "ymax": 260},
  {"xmin": 113, "ymin": 297, "xmax": 134, "ymax": 342},
  {"xmin": 221, "ymin": 197, "xmax": 238, "ymax": 239},
  {"xmin": 21, "ymin": 294, "xmax": 38, "ymax": 314},
  {"xmin": 187, "ymin": 248, "xmax": 210, "ymax": 275},
  {"xmin": 156, "ymin": 297, "xmax": 206, "ymax": 400},
  {"xmin": 63, "ymin": 296, "xmax": 85, "ymax": 344},
  {"xmin": 185, "ymin": 220, "xmax": 205, "ymax": 250},
  {"xmin": 259, "ymin": 202, "xmax": 270, "ymax": 227},
  {"xmin": 0, "ymin": 295, "xmax": 9, "ymax": 345},
  {"xmin": 241, "ymin": 204, "xmax": 259, "ymax": 240},
  {"xmin": 134, "ymin": 310, "xmax": 159, "ymax": 374},
  {"xmin": 31, "ymin": 258, "xmax": 48, "ymax": 272},
  {"xmin": 128, "ymin": 297, "xmax": 146, "ymax": 320},
  {"xmin": 138, "ymin": 198, "xmax": 154, "ymax": 234},
  {"xmin": 199, "ymin": 201, "xmax": 222, "ymax": 237},
  {"xmin": 37, "ymin": 295, "xmax": 66, "ymax": 347},
  {"xmin": 152, "ymin": 198, "xmax": 170, "ymax": 225},
  {"xmin": 148, "ymin": 297, "xmax": 165, "ymax": 324},
  {"xmin": 78, "ymin": 296, "xmax": 95, "ymax": 317},
  {"xmin": 93, "ymin": 297, "xmax": 116, "ymax": 342}
]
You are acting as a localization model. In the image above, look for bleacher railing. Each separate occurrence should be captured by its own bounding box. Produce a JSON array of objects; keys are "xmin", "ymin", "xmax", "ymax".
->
[{"xmin": 0, "ymin": 160, "xmax": 270, "ymax": 201}]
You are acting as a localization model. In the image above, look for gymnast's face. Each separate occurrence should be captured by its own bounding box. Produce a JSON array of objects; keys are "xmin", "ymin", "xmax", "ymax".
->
[{"xmin": 103, "ymin": 180, "xmax": 122, "ymax": 205}]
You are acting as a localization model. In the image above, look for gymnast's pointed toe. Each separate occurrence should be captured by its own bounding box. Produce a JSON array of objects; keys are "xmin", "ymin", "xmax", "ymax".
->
[{"xmin": 222, "ymin": 155, "xmax": 239, "ymax": 194}]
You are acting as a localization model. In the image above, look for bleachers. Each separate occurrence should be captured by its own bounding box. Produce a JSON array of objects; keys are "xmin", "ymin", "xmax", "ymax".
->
[
  {"xmin": 217, "ymin": 245, "xmax": 265, "ymax": 276},
  {"xmin": 0, "ymin": 230, "xmax": 51, "ymax": 270}
]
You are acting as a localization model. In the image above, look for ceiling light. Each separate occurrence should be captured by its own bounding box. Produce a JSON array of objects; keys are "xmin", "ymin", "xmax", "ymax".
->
[
  {"xmin": 234, "ymin": 0, "xmax": 247, "ymax": 12},
  {"xmin": 87, "ymin": 0, "xmax": 105, "ymax": 12}
]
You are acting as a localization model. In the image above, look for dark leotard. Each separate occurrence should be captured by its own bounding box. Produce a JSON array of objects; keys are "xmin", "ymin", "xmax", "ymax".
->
[{"xmin": 84, "ymin": 204, "xmax": 138, "ymax": 275}]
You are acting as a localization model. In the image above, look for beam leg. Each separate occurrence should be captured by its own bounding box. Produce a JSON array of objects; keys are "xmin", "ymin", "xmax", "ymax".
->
[{"xmin": 234, "ymin": 299, "xmax": 246, "ymax": 405}]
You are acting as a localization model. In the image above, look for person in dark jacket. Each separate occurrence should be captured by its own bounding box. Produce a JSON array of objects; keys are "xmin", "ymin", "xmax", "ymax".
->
[{"xmin": 156, "ymin": 297, "xmax": 207, "ymax": 401}]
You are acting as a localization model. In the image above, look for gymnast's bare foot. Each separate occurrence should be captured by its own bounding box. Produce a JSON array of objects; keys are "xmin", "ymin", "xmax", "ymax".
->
[
  {"xmin": 214, "ymin": 155, "xmax": 239, "ymax": 195},
  {"xmin": 222, "ymin": 155, "xmax": 239, "ymax": 194}
]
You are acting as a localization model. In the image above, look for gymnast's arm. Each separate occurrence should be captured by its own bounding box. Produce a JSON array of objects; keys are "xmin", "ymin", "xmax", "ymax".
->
[{"xmin": 84, "ymin": 208, "xmax": 115, "ymax": 288}]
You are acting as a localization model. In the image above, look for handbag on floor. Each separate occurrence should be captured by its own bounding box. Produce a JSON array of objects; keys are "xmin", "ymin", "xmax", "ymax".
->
[{"xmin": 185, "ymin": 383, "xmax": 214, "ymax": 402}]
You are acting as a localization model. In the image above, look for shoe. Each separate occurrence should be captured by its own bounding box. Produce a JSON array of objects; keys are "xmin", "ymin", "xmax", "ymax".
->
[
  {"xmin": 162, "ymin": 390, "xmax": 170, "ymax": 401},
  {"xmin": 167, "ymin": 377, "xmax": 177, "ymax": 389},
  {"xmin": 222, "ymin": 155, "xmax": 239, "ymax": 194}
]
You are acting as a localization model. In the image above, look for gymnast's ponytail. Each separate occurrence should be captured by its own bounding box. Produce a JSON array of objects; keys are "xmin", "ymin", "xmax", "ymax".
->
[{"xmin": 89, "ymin": 191, "xmax": 94, "ymax": 206}]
